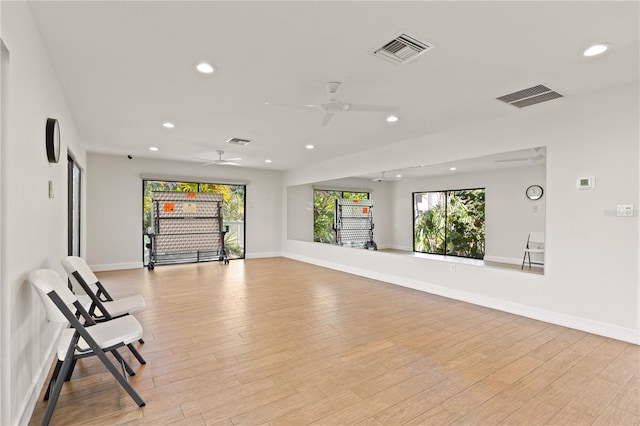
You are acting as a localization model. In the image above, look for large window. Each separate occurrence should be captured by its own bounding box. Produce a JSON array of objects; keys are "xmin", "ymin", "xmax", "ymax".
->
[
  {"xmin": 313, "ymin": 189, "xmax": 368, "ymax": 244},
  {"xmin": 142, "ymin": 180, "xmax": 245, "ymax": 265},
  {"xmin": 413, "ymin": 188, "xmax": 485, "ymax": 259}
]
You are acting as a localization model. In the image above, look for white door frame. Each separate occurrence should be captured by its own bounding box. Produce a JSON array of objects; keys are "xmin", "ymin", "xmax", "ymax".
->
[{"xmin": 1, "ymin": 37, "xmax": 10, "ymax": 426}]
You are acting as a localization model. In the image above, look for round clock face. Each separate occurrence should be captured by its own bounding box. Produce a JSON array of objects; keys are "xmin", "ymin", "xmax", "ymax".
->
[
  {"xmin": 526, "ymin": 185, "xmax": 543, "ymax": 200},
  {"xmin": 46, "ymin": 118, "xmax": 60, "ymax": 163}
]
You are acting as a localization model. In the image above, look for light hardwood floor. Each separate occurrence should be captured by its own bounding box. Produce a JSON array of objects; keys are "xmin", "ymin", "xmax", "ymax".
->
[{"xmin": 30, "ymin": 257, "xmax": 639, "ymax": 425}]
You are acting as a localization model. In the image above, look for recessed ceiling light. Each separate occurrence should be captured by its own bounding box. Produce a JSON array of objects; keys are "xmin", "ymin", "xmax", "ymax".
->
[
  {"xmin": 386, "ymin": 115, "xmax": 399, "ymax": 123},
  {"xmin": 306, "ymin": 144, "xmax": 315, "ymax": 150},
  {"xmin": 449, "ymin": 167, "xmax": 456, "ymax": 171},
  {"xmin": 265, "ymin": 159, "xmax": 272, "ymax": 163},
  {"xmin": 395, "ymin": 174, "xmax": 402, "ymax": 178},
  {"xmin": 162, "ymin": 122, "xmax": 175, "ymax": 128},
  {"xmin": 196, "ymin": 62, "xmax": 215, "ymax": 74},
  {"xmin": 149, "ymin": 146, "xmax": 159, "ymax": 151},
  {"xmin": 583, "ymin": 44, "xmax": 609, "ymax": 57}
]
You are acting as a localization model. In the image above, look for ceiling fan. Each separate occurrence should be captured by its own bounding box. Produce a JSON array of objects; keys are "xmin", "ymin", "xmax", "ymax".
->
[
  {"xmin": 198, "ymin": 150, "xmax": 241, "ymax": 166},
  {"xmin": 372, "ymin": 171, "xmax": 392, "ymax": 182},
  {"xmin": 267, "ymin": 81, "xmax": 397, "ymax": 127},
  {"xmin": 495, "ymin": 147, "xmax": 546, "ymax": 163}
]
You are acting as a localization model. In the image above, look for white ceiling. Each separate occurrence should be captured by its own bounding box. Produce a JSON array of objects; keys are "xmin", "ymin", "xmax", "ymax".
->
[
  {"xmin": 27, "ymin": 1, "xmax": 639, "ymax": 171},
  {"xmin": 358, "ymin": 147, "xmax": 547, "ymax": 181}
]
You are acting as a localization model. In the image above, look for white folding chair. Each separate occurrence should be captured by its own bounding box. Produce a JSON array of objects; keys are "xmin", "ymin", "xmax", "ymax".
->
[
  {"xmin": 29, "ymin": 269, "xmax": 146, "ymax": 426},
  {"xmin": 61, "ymin": 256, "xmax": 146, "ymax": 320},
  {"xmin": 522, "ymin": 231, "xmax": 545, "ymax": 269}
]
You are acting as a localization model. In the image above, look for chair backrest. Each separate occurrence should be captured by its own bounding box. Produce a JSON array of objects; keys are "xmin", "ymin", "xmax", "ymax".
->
[
  {"xmin": 28, "ymin": 269, "xmax": 78, "ymax": 323},
  {"xmin": 61, "ymin": 256, "xmax": 99, "ymax": 295},
  {"xmin": 528, "ymin": 231, "xmax": 545, "ymax": 245}
]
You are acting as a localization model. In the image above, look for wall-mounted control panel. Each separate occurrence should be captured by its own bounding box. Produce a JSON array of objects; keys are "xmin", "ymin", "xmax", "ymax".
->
[{"xmin": 616, "ymin": 204, "xmax": 634, "ymax": 217}]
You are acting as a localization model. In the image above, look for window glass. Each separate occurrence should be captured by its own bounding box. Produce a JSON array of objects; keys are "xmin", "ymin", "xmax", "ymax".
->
[{"xmin": 414, "ymin": 189, "xmax": 485, "ymax": 259}]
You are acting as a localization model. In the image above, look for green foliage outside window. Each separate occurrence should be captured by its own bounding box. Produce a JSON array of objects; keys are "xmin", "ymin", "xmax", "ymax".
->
[
  {"xmin": 313, "ymin": 190, "xmax": 368, "ymax": 244},
  {"xmin": 414, "ymin": 189, "xmax": 485, "ymax": 259},
  {"xmin": 142, "ymin": 180, "xmax": 245, "ymax": 257}
]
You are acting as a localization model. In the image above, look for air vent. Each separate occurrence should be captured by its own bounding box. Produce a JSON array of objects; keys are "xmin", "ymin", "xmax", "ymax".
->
[
  {"xmin": 497, "ymin": 84, "xmax": 564, "ymax": 108},
  {"xmin": 226, "ymin": 137, "xmax": 251, "ymax": 146},
  {"xmin": 372, "ymin": 33, "xmax": 432, "ymax": 65}
]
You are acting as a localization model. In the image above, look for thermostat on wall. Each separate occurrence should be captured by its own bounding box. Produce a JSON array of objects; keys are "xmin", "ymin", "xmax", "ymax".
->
[{"xmin": 577, "ymin": 176, "xmax": 595, "ymax": 189}]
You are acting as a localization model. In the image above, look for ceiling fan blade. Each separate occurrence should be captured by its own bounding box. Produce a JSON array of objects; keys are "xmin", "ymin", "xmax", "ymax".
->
[
  {"xmin": 265, "ymin": 102, "xmax": 321, "ymax": 110},
  {"xmin": 346, "ymin": 103, "xmax": 398, "ymax": 112},
  {"xmin": 192, "ymin": 156, "xmax": 219, "ymax": 166},
  {"xmin": 320, "ymin": 112, "xmax": 335, "ymax": 127},
  {"xmin": 220, "ymin": 161, "xmax": 241, "ymax": 166},
  {"xmin": 225, "ymin": 157, "xmax": 242, "ymax": 161}
]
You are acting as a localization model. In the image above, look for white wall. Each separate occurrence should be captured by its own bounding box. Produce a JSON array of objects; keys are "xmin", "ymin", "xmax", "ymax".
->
[
  {"xmin": 0, "ymin": 3, "xmax": 86, "ymax": 424},
  {"xmin": 284, "ymin": 83, "xmax": 639, "ymax": 344},
  {"xmin": 391, "ymin": 165, "xmax": 546, "ymax": 262},
  {"xmin": 86, "ymin": 153, "xmax": 283, "ymax": 270}
]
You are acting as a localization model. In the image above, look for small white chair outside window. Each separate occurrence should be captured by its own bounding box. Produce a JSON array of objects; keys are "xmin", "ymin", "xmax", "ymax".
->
[{"xmin": 522, "ymin": 231, "xmax": 545, "ymax": 270}]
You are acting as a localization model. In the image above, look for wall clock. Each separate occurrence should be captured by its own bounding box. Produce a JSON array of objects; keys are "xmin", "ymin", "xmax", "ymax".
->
[
  {"xmin": 526, "ymin": 184, "xmax": 543, "ymax": 200},
  {"xmin": 46, "ymin": 117, "xmax": 60, "ymax": 163}
]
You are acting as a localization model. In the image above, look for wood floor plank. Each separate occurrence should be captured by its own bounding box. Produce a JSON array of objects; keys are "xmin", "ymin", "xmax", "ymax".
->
[{"xmin": 27, "ymin": 258, "xmax": 640, "ymax": 426}]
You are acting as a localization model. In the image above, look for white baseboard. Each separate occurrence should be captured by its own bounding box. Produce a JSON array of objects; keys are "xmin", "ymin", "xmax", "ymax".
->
[
  {"xmin": 19, "ymin": 323, "xmax": 64, "ymax": 426},
  {"xmin": 90, "ymin": 261, "xmax": 144, "ymax": 272},
  {"xmin": 244, "ymin": 252, "xmax": 282, "ymax": 259},
  {"xmin": 283, "ymin": 252, "xmax": 638, "ymax": 344},
  {"xmin": 483, "ymin": 255, "xmax": 523, "ymax": 265}
]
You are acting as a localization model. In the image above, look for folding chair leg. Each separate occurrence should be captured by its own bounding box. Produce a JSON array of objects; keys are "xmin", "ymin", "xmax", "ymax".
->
[
  {"xmin": 95, "ymin": 349, "xmax": 145, "ymax": 407},
  {"xmin": 42, "ymin": 355, "xmax": 76, "ymax": 426},
  {"xmin": 64, "ymin": 359, "xmax": 78, "ymax": 381},
  {"xmin": 111, "ymin": 349, "xmax": 136, "ymax": 376},
  {"xmin": 44, "ymin": 360, "xmax": 63, "ymax": 401},
  {"xmin": 138, "ymin": 338, "xmax": 145, "ymax": 344},
  {"xmin": 127, "ymin": 343, "xmax": 147, "ymax": 365}
]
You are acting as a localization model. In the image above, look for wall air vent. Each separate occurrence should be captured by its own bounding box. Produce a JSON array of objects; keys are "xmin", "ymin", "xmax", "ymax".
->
[
  {"xmin": 226, "ymin": 137, "xmax": 251, "ymax": 146},
  {"xmin": 496, "ymin": 84, "xmax": 564, "ymax": 108},
  {"xmin": 372, "ymin": 33, "xmax": 432, "ymax": 65}
]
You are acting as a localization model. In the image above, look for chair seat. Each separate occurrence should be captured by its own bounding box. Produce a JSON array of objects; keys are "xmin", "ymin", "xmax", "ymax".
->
[
  {"xmin": 57, "ymin": 315, "xmax": 143, "ymax": 360},
  {"xmin": 98, "ymin": 295, "xmax": 146, "ymax": 317}
]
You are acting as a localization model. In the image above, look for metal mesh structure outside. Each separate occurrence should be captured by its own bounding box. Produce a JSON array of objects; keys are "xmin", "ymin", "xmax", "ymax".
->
[
  {"xmin": 334, "ymin": 199, "xmax": 377, "ymax": 250},
  {"xmin": 149, "ymin": 192, "xmax": 226, "ymax": 267}
]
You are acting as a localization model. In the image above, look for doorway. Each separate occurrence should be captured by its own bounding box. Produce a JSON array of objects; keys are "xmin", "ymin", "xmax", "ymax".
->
[{"xmin": 67, "ymin": 155, "xmax": 81, "ymax": 256}]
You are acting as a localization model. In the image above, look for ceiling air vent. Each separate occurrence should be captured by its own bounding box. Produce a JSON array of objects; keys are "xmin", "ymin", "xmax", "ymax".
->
[
  {"xmin": 372, "ymin": 33, "xmax": 432, "ymax": 65},
  {"xmin": 497, "ymin": 84, "xmax": 564, "ymax": 108},
  {"xmin": 226, "ymin": 137, "xmax": 251, "ymax": 146}
]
